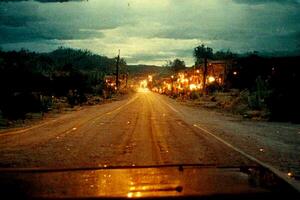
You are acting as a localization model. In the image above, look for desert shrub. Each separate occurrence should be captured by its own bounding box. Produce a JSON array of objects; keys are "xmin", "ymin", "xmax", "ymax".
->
[
  {"xmin": 190, "ymin": 91, "xmax": 201, "ymax": 100},
  {"xmin": 206, "ymin": 82, "xmax": 223, "ymax": 94},
  {"xmin": 40, "ymin": 95, "xmax": 53, "ymax": 112}
]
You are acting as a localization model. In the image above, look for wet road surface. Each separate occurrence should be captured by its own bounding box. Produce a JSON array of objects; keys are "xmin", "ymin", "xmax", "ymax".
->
[{"xmin": 0, "ymin": 91, "xmax": 253, "ymax": 168}]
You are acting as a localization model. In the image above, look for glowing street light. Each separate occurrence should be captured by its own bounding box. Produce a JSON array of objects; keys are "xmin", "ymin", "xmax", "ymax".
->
[
  {"xmin": 208, "ymin": 76, "xmax": 215, "ymax": 83},
  {"xmin": 140, "ymin": 80, "xmax": 147, "ymax": 88},
  {"xmin": 189, "ymin": 84, "xmax": 197, "ymax": 91}
]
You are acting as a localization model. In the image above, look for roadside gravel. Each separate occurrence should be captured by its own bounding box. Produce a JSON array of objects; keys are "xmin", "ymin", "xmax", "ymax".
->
[{"xmin": 161, "ymin": 94, "xmax": 300, "ymax": 178}]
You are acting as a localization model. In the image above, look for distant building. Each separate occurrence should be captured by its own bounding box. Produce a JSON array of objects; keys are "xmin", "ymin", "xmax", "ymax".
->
[
  {"xmin": 104, "ymin": 75, "xmax": 116, "ymax": 87},
  {"xmin": 155, "ymin": 60, "xmax": 233, "ymax": 95},
  {"xmin": 104, "ymin": 75, "xmax": 127, "ymax": 89},
  {"xmin": 193, "ymin": 60, "xmax": 231, "ymax": 85}
]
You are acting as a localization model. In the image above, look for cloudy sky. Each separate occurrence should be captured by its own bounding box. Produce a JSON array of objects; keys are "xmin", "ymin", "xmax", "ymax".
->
[{"xmin": 0, "ymin": 0, "xmax": 299, "ymax": 65}]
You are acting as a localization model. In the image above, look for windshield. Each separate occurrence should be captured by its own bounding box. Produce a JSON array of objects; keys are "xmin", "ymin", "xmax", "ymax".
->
[{"xmin": 0, "ymin": 0, "xmax": 300, "ymax": 198}]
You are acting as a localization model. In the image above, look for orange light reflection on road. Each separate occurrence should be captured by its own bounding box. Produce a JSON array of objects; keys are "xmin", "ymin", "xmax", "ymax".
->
[
  {"xmin": 140, "ymin": 80, "xmax": 147, "ymax": 88},
  {"xmin": 138, "ymin": 88, "xmax": 149, "ymax": 93},
  {"xmin": 138, "ymin": 79, "xmax": 149, "ymax": 93}
]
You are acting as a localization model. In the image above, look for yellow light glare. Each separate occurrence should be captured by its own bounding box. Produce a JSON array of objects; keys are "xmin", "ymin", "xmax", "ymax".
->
[
  {"xmin": 167, "ymin": 84, "xmax": 172, "ymax": 91},
  {"xmin": 127, "ymin": 192, "xmax": 133, "ymax": 198},
  {"xmin": 135, "ymin": 192, "xmax": 142, "ymax": 197},
  {"xmin": 189, "ymin": 84, "xmax": 197, "ymax": 90},
  {"xmin": 288, "ymin": 172, "xmax": 294, "ymax": 177},
  {"xmin": 208, "ymin": 76, "xmax": 215, "ymax": 83},
  {"xmin": 140, "ymin": 80, "xmax": 148, "ymax": 88}
]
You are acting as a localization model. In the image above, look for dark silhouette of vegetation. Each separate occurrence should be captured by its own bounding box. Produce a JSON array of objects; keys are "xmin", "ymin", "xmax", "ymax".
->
[
  {"xmin": 166, "ymin": 59, "xmax": 186, "ymax": 73},
  {"xmin": 0, "ymin": 47, "xmax": 120, "ymax": 120},
  {"xmin": 226, "ymin": 53, "xmax": 300, "ymax": 123},
  {"xmin": 194, "ymin": 44, "xmax": 214, "ymax": 93},
  {"xmin": 191, "ymin": 45, "xmax": 299, "ymax": 123},
  {"xmin": 1, "ymin": 46, "xmax": 299, "ymax": 123},
  {"xmin": 213, "ymin": 50, "xmax": 237, "ymax": 60},
  {"xmin": 170, "ymin": 58, "xmax": 185, "ymax": 73},
  {"xmin": 127, "ymin": 65, "xmax": 171, "ymax": 77}
]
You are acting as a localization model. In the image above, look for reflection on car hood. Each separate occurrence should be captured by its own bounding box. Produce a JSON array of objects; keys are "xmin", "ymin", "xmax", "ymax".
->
[{"xmin": 0, "ymin": 165, "xmax": 298, "ymax": 199}]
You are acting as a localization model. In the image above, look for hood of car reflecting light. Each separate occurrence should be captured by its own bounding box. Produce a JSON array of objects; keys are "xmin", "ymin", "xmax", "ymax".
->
[{"xmin": 0, "ymin": 165, "xmax": 298, "ymax": 199}]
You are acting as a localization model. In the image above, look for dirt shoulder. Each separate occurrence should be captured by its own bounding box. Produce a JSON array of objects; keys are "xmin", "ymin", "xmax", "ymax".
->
[
  {"xmin": 0, "ymin": 92, "xmax": 133, "ymax": 134},
  {"xmin": 160, "ymin": 93, "xmax": 300, "ymax": 179}
]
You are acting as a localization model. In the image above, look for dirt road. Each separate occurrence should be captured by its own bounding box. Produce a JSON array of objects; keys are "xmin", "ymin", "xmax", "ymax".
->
[{"xmin": 0, "ymin": 91, "xmax": 252, "ymax": 168}]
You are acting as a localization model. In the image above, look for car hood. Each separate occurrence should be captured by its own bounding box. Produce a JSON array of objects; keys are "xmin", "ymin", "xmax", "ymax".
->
[{"xmin": 0, "ymin": 165, "xmax": 298, "ymax": 199}]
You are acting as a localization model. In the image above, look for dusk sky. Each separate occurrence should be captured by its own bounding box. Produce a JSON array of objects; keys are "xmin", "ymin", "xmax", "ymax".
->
[{"xmin": 0, "ymin": 0, "xmax": 299, "ymax": 65}]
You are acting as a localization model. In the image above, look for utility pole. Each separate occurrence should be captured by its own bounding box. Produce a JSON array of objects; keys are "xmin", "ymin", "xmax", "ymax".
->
[
  {"xmin": 203, "ymin": 57, "xmax": 208, "ymax": 94},
  {"xmin": 116, "ymin": 49, "xmax": 120, "ymax": 89},
  {"xmin": 125, "ymin": 71, "xmax": 128, "ymax": 88}
]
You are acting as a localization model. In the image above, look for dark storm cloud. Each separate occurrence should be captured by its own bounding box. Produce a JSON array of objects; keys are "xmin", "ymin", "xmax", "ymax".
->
[
  {"xmin": 294, "ymin": 31, "xmax": 300, "ymax": 39},
  {"xmin": 233, "ymin": 0, "xmax": 300, "ymax": 4},
  {"xmin": 0, "ymin": 14, "xmax": 42, "ymax": 27},
  {"xmin": 0, "ymin": 2, "xmax": 41, "ymax": 27},
  {"xmin": 35, "ymin": 0, "xmax": 84, "ymax": 2},
  {"xmin": 0, "ymin": 0, "xmax": 299, "ymax": 65},
  {"xmin": 0, "ymin": 1, "xmax": 120, "ymax": 43},
  {"xmin": 0, "ymin": 0, "xmax": 84, "ymax": 2},
  {"xmin": 153, "ymin": 26, "xmax": 262, "ymax": 42},
  {"xmin": 290, "ymin": 31, "xmax": 300, "ymax": 50},
  {"xmin": 141, "ymin": 0, "xmax": 300, "ymax": 54},
  {"xmin": 0, "ymin": 24, "xmax": 104, "ymax": 43}
]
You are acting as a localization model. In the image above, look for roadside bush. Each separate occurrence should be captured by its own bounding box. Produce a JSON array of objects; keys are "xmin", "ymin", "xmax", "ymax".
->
[
  {"xmin": 206, "ymin": 82, "xmax": 223, "ymax": 94},
  {"xmin": 190, "ymin": 91, "xmax": 201, "ymax": 100},
  {"xmin": 67, "ymin": 90, "xmax": 87, "ymax": 107},
  {"xmin": 0, "ymin": 92, "xmax": 41, "ymax": 120},
  {"xmin": 40, "ymin": 95, "xmax": 53, "ymax": 112},
  {"xmin": 247, "ymin": 76, "xmax": 271, "ymax": 110},
  {"xmin": 169, "ymin": 92, "xmax": 178, "ymax": 99}
]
